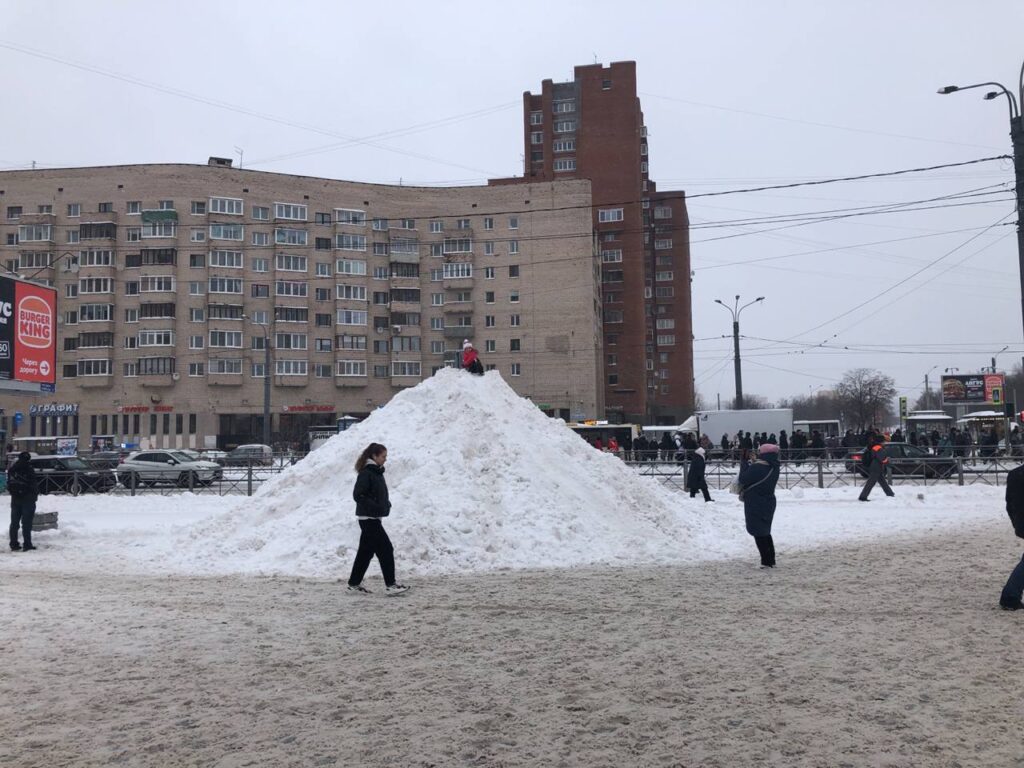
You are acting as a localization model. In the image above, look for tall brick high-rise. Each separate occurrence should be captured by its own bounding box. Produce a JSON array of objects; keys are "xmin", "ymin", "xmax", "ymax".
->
[{"xmin": 497, "ymin": 61, "xmax": 694, "ymax": 424}]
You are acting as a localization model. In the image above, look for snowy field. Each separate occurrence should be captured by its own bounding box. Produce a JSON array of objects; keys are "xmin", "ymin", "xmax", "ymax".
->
[{"xmin": 2, "ymin": 372, "xmax": 1022, "ymax": 767}]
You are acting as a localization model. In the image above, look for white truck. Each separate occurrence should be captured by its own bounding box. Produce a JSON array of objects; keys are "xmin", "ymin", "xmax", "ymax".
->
[{"xmin": 679, "ymin": 408, "xmax": 794, "ymax": 442}]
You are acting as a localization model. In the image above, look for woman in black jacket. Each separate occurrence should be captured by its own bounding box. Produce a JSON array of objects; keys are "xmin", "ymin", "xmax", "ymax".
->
[
  {"xmin": 738, "ymin": 443, "xmax": 781, "ymax": 568},
  {"xmin": 347, "ymin": 443, "xmax": 409, "ymax": 595},
  {"xmin": 686, "ymin": 447, "xmax": 713, "ymax": 502}
]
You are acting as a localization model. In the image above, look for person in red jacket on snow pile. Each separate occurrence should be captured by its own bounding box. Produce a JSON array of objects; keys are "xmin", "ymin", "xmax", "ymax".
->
[{"xmin": 462, "ymin": 339, "xmax": 484, "ymax": 375}]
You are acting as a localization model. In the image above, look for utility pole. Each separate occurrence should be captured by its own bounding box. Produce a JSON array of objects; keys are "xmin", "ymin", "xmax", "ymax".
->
[
  {"xmin": 714, "ymin": 295, "xmax": 765, "ymax": 410},
  {"xmin": 263, "ymin": 333, "xmax": 271, "ymax": 446},
  {"xmin": 938, "ymin": 64, "xmax": 1024, "ymax": 339}
]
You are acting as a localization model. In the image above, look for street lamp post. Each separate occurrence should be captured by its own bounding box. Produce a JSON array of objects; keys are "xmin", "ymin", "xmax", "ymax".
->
[
  {"xmin": 938, "ymin": 62, "xmax": 1024, "ymax": 339},
  {"xmin": 244, "ymin": 315, "xmax": 271, "ymax": 446},
  {"xmin": 714, "ymin": 295, "xmax": 765, "ymax": 410}
]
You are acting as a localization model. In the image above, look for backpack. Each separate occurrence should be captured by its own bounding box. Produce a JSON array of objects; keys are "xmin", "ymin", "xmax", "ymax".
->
[{"xmin": 6, "ymin": 469, "xmax": 29, "ymax": 496}]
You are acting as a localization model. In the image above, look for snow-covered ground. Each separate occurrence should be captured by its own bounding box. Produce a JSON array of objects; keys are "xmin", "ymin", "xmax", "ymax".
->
[
  {"xmin": 0, "ymin": 471, "xmax": 1006, "ymax": 579},
  {"xmin": 0, "ymin": 370, "xmax": 1010, "ymax": 579}
]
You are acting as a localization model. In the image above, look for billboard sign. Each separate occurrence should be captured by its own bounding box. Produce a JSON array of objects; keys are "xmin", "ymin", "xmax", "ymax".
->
[
  {"xmin": 0, "ymin": 276, "xmax": 57, "ymax": 393},
  {"xmin": 940, "ymin": 373, "xmax": 1005, "ymax": 405}
]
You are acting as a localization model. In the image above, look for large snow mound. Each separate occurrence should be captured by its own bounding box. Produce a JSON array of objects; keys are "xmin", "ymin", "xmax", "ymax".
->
[{"xmin": 174, "ymin": 369, "xmax": 737, "ymax": 577}]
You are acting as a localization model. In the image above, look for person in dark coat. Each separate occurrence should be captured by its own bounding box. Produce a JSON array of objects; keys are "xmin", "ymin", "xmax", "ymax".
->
[
  {"xmin": 347, "ymin": 443, "xmax": 409, "ymax": 595},
  {"xmin": 1001, "ymin": 463, "xmax": 1024, "ymax": 610},
  {"xmin": 810, "ymin": 430, "xmax": 826, "ymax": 459},
  {"xmin": 858, "ymin": 434, "xmax": 895, "ymax": 501},
  {"xmin": 634, "ymin": 434, "xmax": 648, "ymax": 462},
  {"xmin": 686, "ymin": 447, "xmax": 713, "ymax": 502},
  {"xmin": 778, "ymin": 429, "xmax": 789, "ymax": 459},
  {"xmin": 8, "ymin": 452, "xmax": 38, "ymax": 551},
  {"xmin": 659, "ymin": 432, "xmax": 674, "ymax": 461},
  {"xmin": 739, "ymin": 443, "xmax": 781, "ymax": 568}
]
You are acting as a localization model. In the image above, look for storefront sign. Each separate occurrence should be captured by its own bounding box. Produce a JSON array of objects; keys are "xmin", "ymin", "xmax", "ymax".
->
[
  {"xmin": 281, "ymin": 405, "xmax": 335, "ymax": 413},
  {"xmin": 116, "ymin": 405, "xmax": 175, "ymax": 413},
  {"xmin": 29, "ymin": 403, "xmax": 79, "ymax": 416},
  {"xmin": 941, "ymin": 373, "xmax": 1005, "ymax": 405}
]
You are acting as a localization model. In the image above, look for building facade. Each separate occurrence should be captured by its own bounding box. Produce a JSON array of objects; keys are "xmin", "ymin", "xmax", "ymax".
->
[
  {"xmin": 0, "ymin": 163, "xmax": 602, "ymax": 451},
  {"xmin": 498, "ymin": 61, "xmax": 694, "ymax": 424}
]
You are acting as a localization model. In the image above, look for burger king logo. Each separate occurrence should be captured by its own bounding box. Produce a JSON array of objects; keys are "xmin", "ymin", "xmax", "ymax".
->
[{"xmin": 17, "ymin": 295, "xmax": 52, "ymax": 349}]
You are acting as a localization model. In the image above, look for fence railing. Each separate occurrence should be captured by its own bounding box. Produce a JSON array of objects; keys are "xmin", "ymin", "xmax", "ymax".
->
[{"xmin": 627, "ymin": 456, "xmax": 1020, "ymax": 490}]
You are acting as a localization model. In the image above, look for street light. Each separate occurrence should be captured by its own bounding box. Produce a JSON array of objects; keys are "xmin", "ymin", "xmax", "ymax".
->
[
  {"xmin": 713, "ymin": 294, "xmax": 765, "ymax": 410},
  {"xmin": 991, "ymin": 345, "xmax": 1010, "ymax": 372},
  {"xmin": 243, "ymin": 315, "xmax": 271, "ymax": 446},
  {"xmin": 937, "ymin": 61, "xmax": 1024, "ymax": 339}
]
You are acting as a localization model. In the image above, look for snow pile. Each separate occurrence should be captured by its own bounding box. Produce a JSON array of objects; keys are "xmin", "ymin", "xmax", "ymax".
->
[{"xmin": 172, "ymin": 369, "xmax": 737, "ymax": 577}]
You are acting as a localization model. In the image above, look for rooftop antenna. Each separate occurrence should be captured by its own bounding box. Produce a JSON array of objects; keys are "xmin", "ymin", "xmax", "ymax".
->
[{"xmin": 234, "ymin": 146, "xmax": 244, "ymax": 169}]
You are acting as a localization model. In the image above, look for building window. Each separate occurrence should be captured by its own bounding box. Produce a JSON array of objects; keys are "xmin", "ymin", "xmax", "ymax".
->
[
  {"xmin": 251, "ymin": 310, "xmax": 269, "ymax": 324},
  {"xmin": 530, "ymin": 132, "xmax": 543, "ymax": 145},
  {"xmin": 98, "ymin": 202, "xmax": 114, "ymax": 213},
  {"xmin": 608, "ymin": 373, "xmax": 619, "ymax": 385},
  {"xmin": 338, "ymin": 284, "xmax": 368, "ymax": 301},
  {"xmin": 337, "ymin": 360, "xmax": 367, "ymax": 377},
  {"xmin": 657, "ymin": 334, "xmax": 676, "ymax": 346},
  {"xmin": 485, "ymin": 291, "xmax": 494, "ymax": 304},
  {"xmin": 252, "ymin": 206, "xmax": 270, "ymax": 221},
  {"xmin": 252, "ymin": 284, "xmax": 270, "ymax": 298},
  {"xmin": 335, "ymin": 209, "xmax": 366, "ymax": 225},
  {"xmin": 189, "ymin": 308, "xmax": 205, "ymax": 322},
  {"xmin": 252, "ymin": 257, "xmax": 269, "ymax": 273},
  {"xmin": 509, "ymin": 291, "xmax": 519, "ymax": 304},
  {"xmin": 598, "ymin": 208, "xmax": 624, "ymax": 223},
  {"xmin": 66, "ymin": 230, "xmax": 80, "ymax": 244},
  {"xmin": 511, "ymin": 363, "xmax": 521, "ymax": 377},
  {"xmin": 209, "ymin": 197, "xmax": 242, "ymax": 215},
  {"xmin": 552, "ymin": 138, "xmax": 575, "ymax": 153},
  {"xmin": 78, "ymin": 359, "xmax": 112, "ymax": 376},
  {"xmin": 67, "ymin": 203, "xmax": 81, "ymax": 217},
  {"xmin": 510, "ymin": 338, "xmax": 521, "ymax": 352},
  {"xmin": 125, "ymin": 201, "xmax": 141, "ymax": 215},
  {"xmin": 314, "ymin": 212, "xmax": 332, "ymax": 225},
  {"xmin": 210, "ymin": 223, "xmax": 243, "ymax": 241},
  {"xmin": 209, "ymin": 250, "xmax": 243, "ymax": 268},
  {"xmin": 601, "ymin": 249, "xmax": 623, "ymax": 263},
  {"xmin": 209, "ymin": 359, "xmax": 242, "ymax": 375},
  {"xmin": 189, "ymin": 335, "xmax": 205, "ymax": 349},
  {"xmin": 158, "ymin": 200, "xmax": 174, "ymax": 211},
  {"xmin": 276, "ymin": 253, "xmax": 307, "ymax": 272},
  {"xmin": 337, "ymin": 310, "xmax": 368, "ymax": 326},
  {"xmin": 275, "ymin": 228, "xmax": 307, "ymax": 246},
  {"xmin": 190, "ymin": 229, "xmax": 206, "ymax": 243},
  {"xmin": 510, "ymin": 314, "xmax": 520, "ymax": 327},
  {"xmin": 252, "ymin": 231, "xmax": 269, "ymax": 246},
  {"xmin": 553, "ymin": 158, "xmax": 576, "ymax": 172},
  {"xmin": 508, "ymin": 265, "xmax": 519, "ymax": 278},
  {"xmin": 392, "ymin": 361, "xmax": 421, "ymax": 377},
  {"xmin": 372, "ymin": 218, "xmax": 388, "ymax": 231},
  {"xmin": 315, "ymin": 237, "xmax": 332, "ymax": 251},
  {"xmin": 274, "ymin": 203, "xmax": 307, "ymax": 221},
  {"xmin": 336, "ymin": 233, "xmax": 367, "ymax": 251},
  {"xmin": 530, "ymin": 111, "xmax": 543, "ymax": 125},
  {"xmin": 655, "ymin": 239, "xmax": 673, "ymax": 250},
  {"xmin": 483, "ymin": 217, "xmax": 494, "ymax": 230},
  {"xmin": 656, "ymin": 271, "xmax": 674, "ymax": 281},
  {"xmin": 189, "ymin": 253, "xmax": 206, "ymax": 268},
  {"xmin": 553, "ymin": 100, "xmax": 575, "ymax": 113},
  {"xmin": 508, "ymin": 240, "xmax": 519, "ymax": 255},
  {"xmin": 553, "ymin": 120, "xmax": 576, "ymax": 133}
]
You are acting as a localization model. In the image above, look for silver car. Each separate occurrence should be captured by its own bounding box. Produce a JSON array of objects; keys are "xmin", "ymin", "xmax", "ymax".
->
[{"xmin": 117, "ymin": 450, "xmax": 222, "ymax": 488}]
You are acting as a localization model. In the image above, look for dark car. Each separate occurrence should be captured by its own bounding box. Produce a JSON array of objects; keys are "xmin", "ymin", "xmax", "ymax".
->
[
  {"xmin": 24, "ymin": 455, "xmax": 117, "ymax": 494},
  {"xmin": 846, "ymin": 442, "xmax": 956, "ymax": 479},
  {"xmin": 82, "ymin": 450, "xmax": 130, "ymax": 470}
]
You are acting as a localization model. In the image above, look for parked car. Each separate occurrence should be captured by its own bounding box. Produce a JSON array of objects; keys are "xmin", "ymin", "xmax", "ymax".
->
[
  {"xmin": 200, "ymin": 450, "xmax": 228, "ymax": 465},
  {"xmin": 222, "ymin": 444, "xmax": 274, "ymax": 467},
  {"xmin": 24, "ymin": 455, "xmax": 117, "ymax": 494},
  {"xmin": 82, "ymin": 450, "xmax": 130, "ymax": 470},
  {"xmin": 117, "ymin": 450, "xmax": 223, "ymax": 488},
  {"xmin": 846, "ymin": 442, "xmax": 956, "ymax": 479}
]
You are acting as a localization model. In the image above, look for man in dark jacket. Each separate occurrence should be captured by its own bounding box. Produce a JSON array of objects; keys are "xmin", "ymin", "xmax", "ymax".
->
[
  {"xmin": 858, "ymin": 435, "xmax": 895, "ymax": 502},
  {"xmin": 1000, "ymin": 463, "xmax": 1024, "ymax": 610},
  {"xmin": 686, "ymin": 447, "xmax": 713, "ymax": 502},
  {"xmin": 8, "ymin": 452, "xmax": 38, "ymax": 551}
]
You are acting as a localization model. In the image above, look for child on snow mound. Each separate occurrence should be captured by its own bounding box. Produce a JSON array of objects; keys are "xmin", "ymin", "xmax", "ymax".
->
[
  {"xmin": 347, "ymin": 443, "xmax": 409, "ymax": 596},
  {"xmin": 462, "ymin": 339, "xmax": 484, "ymax": 375}
]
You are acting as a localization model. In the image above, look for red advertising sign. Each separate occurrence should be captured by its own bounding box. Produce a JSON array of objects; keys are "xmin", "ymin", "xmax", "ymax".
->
[{"xmin": 0, "ymin": 276, "xmax": 57, "ymax": 393}]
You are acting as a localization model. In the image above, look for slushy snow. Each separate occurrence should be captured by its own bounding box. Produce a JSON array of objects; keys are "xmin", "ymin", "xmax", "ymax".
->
[{"xmin": 174, "ymin": 369, "xmax": 738, "ymax": 576}]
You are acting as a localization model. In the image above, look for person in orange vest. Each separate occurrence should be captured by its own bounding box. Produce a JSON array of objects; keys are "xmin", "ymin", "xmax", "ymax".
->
[{"xmin": 858, "ymin": 433, "xmax": 895, "ymax": 502}]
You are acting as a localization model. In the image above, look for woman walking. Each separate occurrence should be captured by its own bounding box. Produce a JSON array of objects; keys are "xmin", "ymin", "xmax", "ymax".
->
[
  {"xmin": 739, "ymin": 442, "xmax": 782, "ymax": 569},
  {"xmin": 347, "ymin": 443, "xmax": 410, "ymax": 595}
]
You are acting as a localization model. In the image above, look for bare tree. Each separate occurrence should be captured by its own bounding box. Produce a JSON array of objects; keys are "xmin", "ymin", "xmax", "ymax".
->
[
  {"xmin": 727, "ymin": 393, "xmax": 771, "ymax": 410},
  {"xmin": 836, "ymin": 368, "xmax": 897, "ymax": 430}
]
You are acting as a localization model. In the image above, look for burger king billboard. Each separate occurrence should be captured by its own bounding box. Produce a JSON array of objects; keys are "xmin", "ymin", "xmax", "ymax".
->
[
  {"xmin": 0, "ymin": 275, "xmax": 57, "ymax": 393},
  {"xmin": 940, "ymin": 373, "xmax": 1005, "ymax": 406}
]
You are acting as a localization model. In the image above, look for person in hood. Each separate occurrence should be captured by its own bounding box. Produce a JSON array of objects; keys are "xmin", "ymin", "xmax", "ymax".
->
[
  {"xmin": 687, "ymin": 447, "xmax": 713, "ymax": 502},
  {"xmin": 347, "ymin": 443, "xmax": 409, "ymax": 596},
  {"xmin": 1000, "ymin": 461, "xmax": 1024, "ymax": 610},
  {"xmin": 8, "ymin": 451, "xmax": 38, "ymax": 551},
  {"xmin": 738, "ymin": 443, "xmax": 781, "ymax": 568},
  {"xmin": 461, "ymin": 340, "xmax": 484, "ymax": 375}
]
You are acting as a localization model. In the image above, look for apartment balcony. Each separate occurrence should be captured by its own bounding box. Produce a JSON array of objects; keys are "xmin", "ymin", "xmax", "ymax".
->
[
  {"xmin": 335, "ymin": 375, "xmax": 367, "ymax": 388},
  {"xmin": 274, "ymin": 374, "xmax": 308, "ymax": 388},
  {"xmin": 443, "ymin": 326, "xmax": 473, "ymax": 339},
  {"xmin": 208, "ymin": 373, "xmax": 243, "ymax": 387},
  {"xmin": 139, "ymin": 374, "xmax": 177, "ymax": 388},
  {"xmin": 388, "ymin": 273, "xmax": 420, "ymax": 286},
  {"xmin": 78, "ymin": 375, "xmax": 113, "ymax": 389},
  {"xmin": 442, "ymin": 277, "xmax": 474, "ymax": 290},
  {"xmin": 390, "ymin": 376, "xmax": 419, "ymax": 389},
  {"xmin": 18, "ymin": 212, "xmax": 55, "ymax": 225},
  {"xmin": 389, "ymin": 299, "xmax": 421, "ymax": 314},
  {"xmin": 388, "ymin": 250, "xmax": 420, "ymax": 265},
  {"xmin": 441, "ymin": 302, "xmax": 473, "ymax": 314}
]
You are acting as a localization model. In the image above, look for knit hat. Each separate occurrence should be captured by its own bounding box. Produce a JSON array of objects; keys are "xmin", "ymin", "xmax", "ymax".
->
[
  {"xmin": 758, "ymin": 443, "xmax": 780, "ymax": 455},
  {"xmin": 695, "ymin": 447, "xmax": 705, "ymax": 457},
  {"xmin": 463, "ymin": 339, "xmax": 473, "ymax": 350}
]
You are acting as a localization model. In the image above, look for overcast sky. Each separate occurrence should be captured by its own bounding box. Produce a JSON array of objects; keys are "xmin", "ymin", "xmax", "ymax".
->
[{"xmin": 3, "ymin": 0, "xmax": 1023, "ymax": 405}]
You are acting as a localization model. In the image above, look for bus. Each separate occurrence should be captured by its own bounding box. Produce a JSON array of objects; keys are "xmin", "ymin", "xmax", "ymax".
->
[
  {"xmin": 793, "ymin": 419, "xmax": 842, "ymax": 439},
  {"xmin": 568, "ymin": 422, "xmax": 640, "ymax": 450}
]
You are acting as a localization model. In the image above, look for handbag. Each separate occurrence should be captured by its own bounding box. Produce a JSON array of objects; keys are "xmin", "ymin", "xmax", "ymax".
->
[{"xmin": 733, "ymin": 461, "xmax": 775, "ymax": 501}]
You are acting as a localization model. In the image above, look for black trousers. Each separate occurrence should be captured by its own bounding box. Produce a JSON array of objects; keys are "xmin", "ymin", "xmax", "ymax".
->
[
  {"xmin": 859, "ymin": 466, "xmax": 894, "ymax": 501},
  {"xmin": 689, "ymin": 480, "xmax": 712, "ymax": 502},
  {"xmin": 348, "ymin": 519, "xmax": 395, "ymax": 587},
  {"xmin": 755, "ymin": 535, "xmax": 775, "ymax": 567},
  {"xmin": 10, "ymin": 499, "xmax": 35, "ymax": 547}
]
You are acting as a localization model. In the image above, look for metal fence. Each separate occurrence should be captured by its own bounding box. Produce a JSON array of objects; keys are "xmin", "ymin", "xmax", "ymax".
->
[{"xmin": 628, "ymin": 457, "xmax": 1021, "ymax": 492}]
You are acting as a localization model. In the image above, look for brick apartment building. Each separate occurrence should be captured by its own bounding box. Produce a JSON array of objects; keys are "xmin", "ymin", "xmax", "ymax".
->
[
  {"xmin": 494, "ymin": 61, "xmax": 694, "ymax": 425},
  {"xmin": 0, "ymin": 163, "xmax": 602, "ymax": 451}
]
